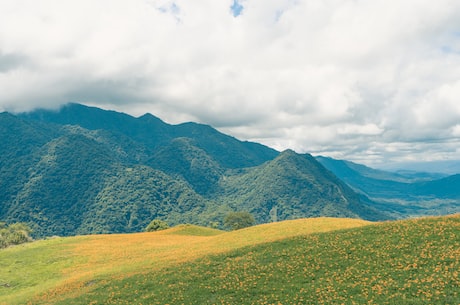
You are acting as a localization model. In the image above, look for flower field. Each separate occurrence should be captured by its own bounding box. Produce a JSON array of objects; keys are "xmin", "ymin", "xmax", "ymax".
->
[
  {"xmin": 0, "ymin": 218, "xmax": 369, "ymax": 304},
  {"xmin": 1, "ymin": 215, "xmax": 459, "ymax": 304}
]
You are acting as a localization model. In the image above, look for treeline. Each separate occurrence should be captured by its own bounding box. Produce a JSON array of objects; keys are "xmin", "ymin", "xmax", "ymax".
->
[{"xmin": 0, "ymin": 222, "xmax": 33, "ymax": 249}]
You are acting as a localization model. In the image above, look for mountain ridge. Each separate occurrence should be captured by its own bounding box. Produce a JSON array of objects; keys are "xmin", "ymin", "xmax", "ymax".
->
[{"xmin": 20, "ymin": 103, "xmax": 279, "ymax": 169}]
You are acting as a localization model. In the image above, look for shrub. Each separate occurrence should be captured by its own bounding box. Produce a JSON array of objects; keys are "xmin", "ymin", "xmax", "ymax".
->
[
  {"xmin": 224, "ymin": 211, "xmax": 255, "ymax": 230},
  {"xmin": 145, "ymin": 219, "xmax": 169, "ymax": 232},
  {"xmin": 0, "ymin": 222, "xmax": 33, "ymax": 249}
]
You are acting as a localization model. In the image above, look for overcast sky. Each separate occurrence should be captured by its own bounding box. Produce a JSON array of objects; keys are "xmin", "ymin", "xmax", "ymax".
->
[{"xmin": 1, "ymin": 0, "xmax": 460, "ymax": 167}]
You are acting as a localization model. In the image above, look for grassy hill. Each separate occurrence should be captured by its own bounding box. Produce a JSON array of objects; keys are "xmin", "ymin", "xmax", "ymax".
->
[{"xmin": 1, "ymin": 215, "xmax": 459, "ymax": 304}]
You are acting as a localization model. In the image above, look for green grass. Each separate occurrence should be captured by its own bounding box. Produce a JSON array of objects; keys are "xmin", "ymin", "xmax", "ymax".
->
[
  {"xmin": 1, "ymin": 216, "xmax": 459, "ymax": 304},
  {"xmin": 52, "ymin": 216, "xmax": 459, "ymax": 305},
  {"xmin": 0, "ymin": 237, "xmax": 88, "ymax": 305},
  {"xmin": 163, "ymin": 224, "xmax": 224, "ymax": 236},
  {"xmin": 0, "ymin": 218, "xmax": 369, "ymax": 304}
]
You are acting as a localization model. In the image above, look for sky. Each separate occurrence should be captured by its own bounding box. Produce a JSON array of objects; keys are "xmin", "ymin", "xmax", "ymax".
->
[{"xmin": 1, "ymin": 0, "xmax": 460, "ymax": 167}]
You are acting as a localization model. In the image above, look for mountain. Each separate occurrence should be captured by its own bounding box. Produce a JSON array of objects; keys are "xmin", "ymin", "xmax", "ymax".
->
[
  {"xmin": 414, "ymin": 174, "xmax": 460, "ymax": 198},
  {"xmin": 0, "ymin": 104, "xmax": 393, "ymax": 237},
  {"xmin": 20, "ymin": 103, "xmax": 278, "ymax": 168},
  {"xmin": 0, "ymin": 112, "xmax": 215, "ymax": 236},
  {"xmin": 377, "ymin": 160, "xmax": 460, "ymax": 175},
  {"xmin": 218, "ymin": 150, "xmax": 387, "ymax": 222},
  {"xmin": 148, "ymin": 137, "xmax": 224, "ymax": 195},
  {"xmin": 317, "ymin": 156, "xmax": 460, "ymax": 217}
]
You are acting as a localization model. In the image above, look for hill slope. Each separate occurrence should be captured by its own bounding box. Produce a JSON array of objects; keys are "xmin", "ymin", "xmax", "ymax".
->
[
  {"xmin": 1, "ymin": 104, "xmax": 391, "ymax": 236},
  {"xmin": 0, "ymin": 215, "xmax": 458, "ymax": 304},
  {"xmin": 0, "ymin": 217, "xmax": 371, "ymax": 305}
]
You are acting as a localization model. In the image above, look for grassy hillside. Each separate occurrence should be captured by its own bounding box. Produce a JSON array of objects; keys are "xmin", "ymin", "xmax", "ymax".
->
[
  {"xmin": 0, "ymin": 218, "xmax": 370, "ymax": 304},
  {"xmin": 1, "ymin": 215, "xmax": 459, "ymax": 304}
]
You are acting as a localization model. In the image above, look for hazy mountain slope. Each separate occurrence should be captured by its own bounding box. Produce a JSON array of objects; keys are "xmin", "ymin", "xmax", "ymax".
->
[
  {"xmin": 316, "ymin": 155, "xmax": 445, "ymax": 183},
  {"xmin": 316, "ymin": 156, "xmax": 415, "ymax": 198},
  {"xmin": 414, "ymin": 174, "xmax": 460, "ymax": 199},
  {"xmin": 316, "ymin": 156, "xmax": 460, "ymax": 199},
  {"xmin": 381, "ymin": 160, "xmax": 460, "ymax": 175},
  {"xmin": 317, "ymin": 156, "xmax": 460, "ymax": 217}
]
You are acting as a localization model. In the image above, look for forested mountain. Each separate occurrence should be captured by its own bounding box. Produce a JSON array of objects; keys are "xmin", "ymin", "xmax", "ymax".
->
[
  {"xmin": 216, "ymin": 150, "xmax": 387, "ymax": 222},
  {"xmin": 20, "ymin": 103, "xmax": 278, "ymax": 168},
  {"xmin": 317, "ymin": 156, "xmax": 460, "ymax": 218},
  {"xmin": 0, "ymin": 104, "xmax": 390, "ymax": 237}
]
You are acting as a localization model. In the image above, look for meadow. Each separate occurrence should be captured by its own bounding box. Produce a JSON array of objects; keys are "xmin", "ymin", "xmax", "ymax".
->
[{"xmin": 1, "ymin": 215, "xmax": 459, "ymax": 304}]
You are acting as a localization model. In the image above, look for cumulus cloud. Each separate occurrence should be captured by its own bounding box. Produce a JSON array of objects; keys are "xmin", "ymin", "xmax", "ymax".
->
[{"xmin": 1, "ymin": 0, "xmax": 460, "ymax": 166}]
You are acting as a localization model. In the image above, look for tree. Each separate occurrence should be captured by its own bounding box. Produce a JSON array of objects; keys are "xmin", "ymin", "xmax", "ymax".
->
[
  {"xmin": 145, "ymin": 219, "xmax": 169, "ymax": 232},
  {"xmin": 0, "ymin": 222, "xmax": 33, "ymax": 248},
  {"xmin": 224, "ymin": 211, "xmax": 255, "ymax": 230}
]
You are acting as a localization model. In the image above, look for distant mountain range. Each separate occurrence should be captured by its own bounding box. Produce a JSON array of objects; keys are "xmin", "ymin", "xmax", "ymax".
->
[
  {"xmin": 1, "ymin": 103, "xmax": 458, "ymax": 237},
  {"xmin": 316, "ymin": 156, "xmax": 460, "ymax": 218},
  {"xmin": 376, "ymin": 160, "xmax": 460, "ymax": 175}
]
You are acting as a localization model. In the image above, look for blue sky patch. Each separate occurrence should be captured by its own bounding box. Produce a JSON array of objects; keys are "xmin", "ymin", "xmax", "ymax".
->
[{"xmin": 231, "ymin": 0, "xmax": 244, "ymax": 17}]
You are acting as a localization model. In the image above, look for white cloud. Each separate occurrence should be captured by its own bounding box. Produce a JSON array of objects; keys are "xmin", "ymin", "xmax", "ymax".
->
[
  {"xmin": 1, "ymin": 0, "xmax": 460, "ymax": 166},
  {"xmin": 337, "ymin": 124, "xmax": 383, "ymax": 136}
]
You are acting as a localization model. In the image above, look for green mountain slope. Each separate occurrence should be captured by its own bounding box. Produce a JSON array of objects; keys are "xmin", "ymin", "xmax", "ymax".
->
[
  {"xmin": 148, "ymin": 137, "xmax": 224, "ymax": 195},
  {"xmin": 218, "ymin": 150, "xmax": 387, "ymax": 222},
  {"xmin": 1, "ymin": 104, "xmax": 394, "ymax": 237},
  {"xmin": 0, "ymin": 114, "xmax": 211, "ymax": 236},
  {"xmin": 19, "ymin": 103, "xmax": 171, "ymax": 150},
  {"xmin": 5, "ymin": 132, "xmax": 118, "ymax": 236},
  {"xmin": 20, "ymin": 103, "xmax": 279, "ymax": 168},
  {"xmin": 78, "ymin": 164, "xmax": 208, "ymax": 234},
  {"xmin": 0, "ymin": 114, "xmax": 63, "ymax": 217}
]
